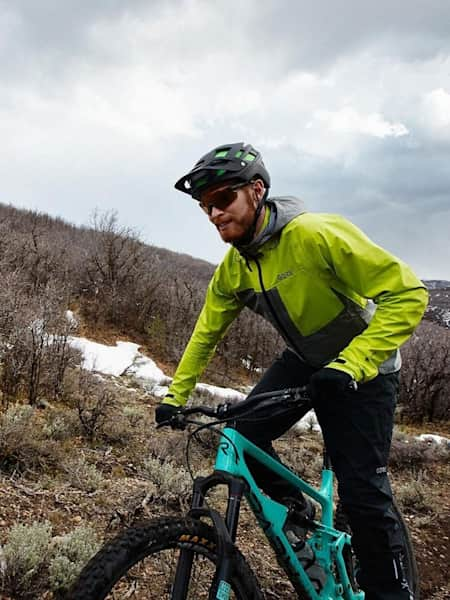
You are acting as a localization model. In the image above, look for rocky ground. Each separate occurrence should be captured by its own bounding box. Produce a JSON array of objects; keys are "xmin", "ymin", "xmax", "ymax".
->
[{"xmin": 0, "ymin": 371, "xmax": 448, "ymax": 599}]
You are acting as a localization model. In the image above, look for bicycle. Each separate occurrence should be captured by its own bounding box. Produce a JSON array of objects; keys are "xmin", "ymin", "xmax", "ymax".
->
[{"xmin": 69, "ymin": 387, "xmax": 419, "ymax": 599}]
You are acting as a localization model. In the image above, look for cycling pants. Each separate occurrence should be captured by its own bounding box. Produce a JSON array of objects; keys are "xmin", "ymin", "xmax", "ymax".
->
[{"xmin": 234, "ymin": 348, "xmax": 412, "ymax": 600}]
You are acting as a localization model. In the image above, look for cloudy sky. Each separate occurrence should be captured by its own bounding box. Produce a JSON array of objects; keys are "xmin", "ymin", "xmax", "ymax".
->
[{"xmin": 1, "ymin": 0, "xmax": 449, "ymax": 279}]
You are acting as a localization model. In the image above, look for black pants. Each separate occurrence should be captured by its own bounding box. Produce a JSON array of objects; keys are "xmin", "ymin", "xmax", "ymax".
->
[{"xmin": 234, "ymin": 349, "xmax": 409, "ymax": 599}]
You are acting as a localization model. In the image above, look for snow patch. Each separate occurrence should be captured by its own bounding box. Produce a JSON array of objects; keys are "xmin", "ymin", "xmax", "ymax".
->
[
  {"xmin": 68, "ymin": 337, "xmax": 170, "ymax": 386},
  {"xmin": 65, "ymin": 310, "xmax": 78, "ymax": 327},
  {"xmin": 68, "ymin": 336, "xmax": 448, "ymax": 446},
  {"xmin": 417, "ymin": 433, "xmax": 450, "ymax": 446},
  {"xmin": 69, "ymin": 338, "xmax": 141, "ymax": 376},
  {"xmin": 195, "ymin": 383, "xmax": 246, "ymax": 403},
  {"xmin": 295, "ymin": 410, "xmax": 321, "ymax": 433}
]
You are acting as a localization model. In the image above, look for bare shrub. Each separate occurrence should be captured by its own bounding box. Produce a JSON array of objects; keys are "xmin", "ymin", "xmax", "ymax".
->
[
  {"xmin": 100, "ymin": 411, "xmax": 135, "ymax": 446},
  {"xmin": 146, "ymin": 431, "xmax": 187, "ymax": 467},
  {"xmin": 65, "ymin": 369, "xmax": 117, "ymax": 441},
  {"xmin": 0, "ymin": 276, "xmax": 80, "ymax": 407},
  {"xmin": 60, "ymin": 455, "xmax": 105, "ymax": 492},
  {"xmin": 141, "ymin": 457, "xmax": 192, "ymax": 509},
  {"xmin": 48, "ymin": 526, "xmax": 100, "ymax": 594},
  {"xmin": 395, "ymin": 473, "xmax": 431, "ymax": 513},
  {"xmin": 1, "ymin": 521, "xmax": 52, "ymax": 598},
  {"xmin": 0, "ymin": 272, "xmax": 31, "ymax": 404},
  {"xmin": 42, "ymin": 407, "xmax": 80, "ymax": 441},
  {"xmin": 191, "ymin": 423, "xmax": 221, "ymax": 454},
  {"xmin": 0, "ymin": 405, "xmax": 60, "ymax": 474},
  {"xmin": 390, "ymin": 437, "xmax": 431, "ymax": 473},
  {"xmin": 399, "ymin": 321, "xmax": 450, "ymax": 423},
  {"xmin": 123, "ymin": 404, "xmax": 146, "ymax": 427},
  {"xmin": 389, "ymin": 434, "xmax": 449, "ymax": 472},
  {"xmin": 215, "ymin": 310, "xmax": 284, "ymax": 386},
  {"xmin": 80, "ymin": 210, "xmax": 162, "ymax": 333},
  {"xmin": 276, "ymin": 434, "xmax": 324, "ymax": 485},
  {"xmin": 0, "ymin": 520, "xmax": 100, "ymax": 598}
]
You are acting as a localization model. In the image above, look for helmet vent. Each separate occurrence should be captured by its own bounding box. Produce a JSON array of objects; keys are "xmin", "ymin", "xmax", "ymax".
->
[{"xmin": 174, "ymin": 142, "xmax": 270, "ymax": 199}]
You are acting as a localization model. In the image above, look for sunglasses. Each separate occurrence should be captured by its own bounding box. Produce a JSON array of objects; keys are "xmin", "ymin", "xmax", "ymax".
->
[{"xmin": 199, "ymin": 181, "xmax": 251, "ymax": 216}]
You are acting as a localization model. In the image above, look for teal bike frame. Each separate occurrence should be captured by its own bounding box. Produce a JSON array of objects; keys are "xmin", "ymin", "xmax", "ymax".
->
[
  {"xmin": 169, "ymin": 389, "xmax": 365, "ymax": 600},
  {"xmin": 210, "ymin": 427, "xmax": 363, "ymax": 600}
]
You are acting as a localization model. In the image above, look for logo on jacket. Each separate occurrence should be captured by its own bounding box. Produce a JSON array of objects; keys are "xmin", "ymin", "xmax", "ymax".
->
[{"xmin": 276, "ymin": 271, "xmax": 293, "ymax": 282}]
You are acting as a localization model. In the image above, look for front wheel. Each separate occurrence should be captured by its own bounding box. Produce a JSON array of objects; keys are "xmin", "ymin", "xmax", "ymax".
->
[{"xmin": 68, "ymin": 517, "xmax": 263, "ymax": 600}]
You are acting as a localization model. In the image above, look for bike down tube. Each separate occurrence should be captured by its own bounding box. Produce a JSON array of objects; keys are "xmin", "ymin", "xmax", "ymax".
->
[
  {"xmin": 215, "ymin": 428, "xmax": 362, "ymax": 600},
  {"xmin": 215, "ymin": 428, "xmax": 334, "ymax": 522}
]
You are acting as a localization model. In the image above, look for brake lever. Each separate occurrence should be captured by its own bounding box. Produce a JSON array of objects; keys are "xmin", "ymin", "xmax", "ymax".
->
[
  {"xmin": 216, "ymin": 402, "xmax": 232, "ymax": 419},
  {"xmin": 288, "ymin": 387, "xmax": 312, "ymax": 408},
  {"xmin": 155, "ymin": 412, "xmax": 187, "ymax": 430}
]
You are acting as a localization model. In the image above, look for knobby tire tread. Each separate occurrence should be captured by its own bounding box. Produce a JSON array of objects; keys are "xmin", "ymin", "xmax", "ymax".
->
[
  {"xmin": 392, "ymin": 499, "xmax": 420, "ymax": 600},
  {"xmin": 68, "ymin": 516, "xmax": 263, "ymax": 600}
]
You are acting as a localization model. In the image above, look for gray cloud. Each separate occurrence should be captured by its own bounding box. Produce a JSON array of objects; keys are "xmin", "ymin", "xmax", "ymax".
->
[{"xmin": 1, "ymin": 0, "xmax": 449, "ymax": 278}]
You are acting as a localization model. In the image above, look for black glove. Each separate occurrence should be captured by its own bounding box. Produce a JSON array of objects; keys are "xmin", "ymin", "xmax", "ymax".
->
[
  {"xmin": 308, "ymin": 368, "xmax": 357, "ymax": 403},
  {"xmin": 155, "ymin": 403, "xmax": 179, "ymax": 426}
]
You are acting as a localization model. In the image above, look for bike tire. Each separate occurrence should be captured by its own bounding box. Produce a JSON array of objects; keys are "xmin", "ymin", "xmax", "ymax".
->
[
  {"xmin": 68, "ymin": 516, "xmax": 263, "ymax": 600},
  {"xmin": 392, "ymin": 499, "xmax": 420, "ymax": 600},
  {"xmin": 334, "ymin": 500, "xmax": 420, "ymax": 599}
]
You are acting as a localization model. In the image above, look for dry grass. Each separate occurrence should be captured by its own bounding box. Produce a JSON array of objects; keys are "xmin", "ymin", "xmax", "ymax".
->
[{"xmin": 0, "ymin": 384, "xmax": 448, "ymax": 599}]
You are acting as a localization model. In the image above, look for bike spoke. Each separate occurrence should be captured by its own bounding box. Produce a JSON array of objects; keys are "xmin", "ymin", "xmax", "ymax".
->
[{"xmin": 102, "ymin": 547, "xmax": 239, "ymax": 599}]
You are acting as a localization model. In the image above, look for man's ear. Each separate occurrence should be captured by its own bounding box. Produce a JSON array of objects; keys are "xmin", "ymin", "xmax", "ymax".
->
[{"xmin": 253, "ymin": 178, "xmax": 265, "ymax": 201}]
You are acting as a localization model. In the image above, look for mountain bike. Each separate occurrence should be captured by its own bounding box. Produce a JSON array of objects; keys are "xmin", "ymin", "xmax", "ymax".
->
[{"xmin": 69, "ymin": 387, "xmax": 419, "ymax": 599}]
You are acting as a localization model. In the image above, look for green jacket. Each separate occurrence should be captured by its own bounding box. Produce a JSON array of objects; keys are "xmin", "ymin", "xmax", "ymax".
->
[{"xmin": 165, "ymin": 197, "xmax": 428, "ymax": 407}]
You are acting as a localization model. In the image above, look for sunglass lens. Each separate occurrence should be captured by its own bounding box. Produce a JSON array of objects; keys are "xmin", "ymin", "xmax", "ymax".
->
[{"xmin": 201, "ymin": 188, "xmax": 237, "ymax": 214}]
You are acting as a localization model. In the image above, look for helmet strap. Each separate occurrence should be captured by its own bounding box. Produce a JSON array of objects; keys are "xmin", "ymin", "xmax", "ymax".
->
[{"xmin": 233, "ymin": 186, "xmax": 269, "ymax": 249}]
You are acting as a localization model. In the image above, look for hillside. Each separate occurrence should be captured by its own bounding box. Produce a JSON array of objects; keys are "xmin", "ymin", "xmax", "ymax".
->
[
  {"xmin": 0, "ymin": 332, "xmax": 448, "ymax": 598},
  {"xmin": 0, "ymin": 203, "xmax": 449, "ymax": 598},
  {"xmin": 0, "ymin": 202, "xmax": 278, "ymax": 386},
  {"xmin": 424, "ymin": 281, "xmax": 450, "ymax": 328}
]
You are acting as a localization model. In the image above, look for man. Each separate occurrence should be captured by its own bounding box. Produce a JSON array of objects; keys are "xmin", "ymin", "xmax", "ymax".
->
[{"xmin": 155, "ymin": 142, "xmax": 428, "ymax": 599}]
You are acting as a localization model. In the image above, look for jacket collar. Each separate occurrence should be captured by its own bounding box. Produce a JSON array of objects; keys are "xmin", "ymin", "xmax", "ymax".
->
[{"xmin": 236, "ymin": 195, "xmax": 306, "ymax": 257}]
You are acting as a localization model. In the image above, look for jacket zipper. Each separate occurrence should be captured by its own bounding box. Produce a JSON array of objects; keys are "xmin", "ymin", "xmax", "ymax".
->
[{"xmin": 253, "ymin": 255, "xmax": 306, "ymax": 362}]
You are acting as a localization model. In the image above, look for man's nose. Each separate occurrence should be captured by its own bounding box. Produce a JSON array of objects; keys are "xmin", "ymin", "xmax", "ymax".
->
[{"xmin": 209, "ymin": 205, "xmax": 224, "ymax": 220}]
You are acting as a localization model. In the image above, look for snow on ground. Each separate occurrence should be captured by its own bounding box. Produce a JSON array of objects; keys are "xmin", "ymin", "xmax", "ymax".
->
[
  {"xmin": 195, "ymin": 383, "xmax": 245, "ymax": 403},
  {"xmin": 68, "ymin": 338, "xmax": 169, "ymax": 385},
  {"xmin": 417, "ymin": 433, "xmax": 450, "ymax": 446},
  {"xmin": 69, "ymin": 336, "xmax": 446, "ymax": 442},
  {"xmin": 296, "ymin": 411, "xmax": 321, "ymax": 433},
  {"xmin": 67, "ymin": 337, "xmax": 245, "ymax": 402},
  {"xmin": 65, "ymin": 310, "xmax": 78, "ymax": 328}
]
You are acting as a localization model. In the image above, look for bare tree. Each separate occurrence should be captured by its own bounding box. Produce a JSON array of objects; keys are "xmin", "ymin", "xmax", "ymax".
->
[
  {"xmin": 81, "ymin": 210, "xmax": 162, "ymax": 329},
  {"xmin": 398, "ymin": 321, "xmax": 450, "ymax": 422}
]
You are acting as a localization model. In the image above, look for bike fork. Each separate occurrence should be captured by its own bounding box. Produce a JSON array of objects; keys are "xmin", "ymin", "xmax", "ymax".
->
[
  {"xmin": 170, "ymin": 482, "xmax": 204, "ymax": 600},
  {"xmin": 171, "ymin": 473, "xmax": 246, "ymax": 600}
]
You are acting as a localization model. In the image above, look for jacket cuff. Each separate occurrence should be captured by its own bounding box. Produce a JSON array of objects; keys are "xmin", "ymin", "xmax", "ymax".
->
[
  {"xmin": 326, "ymin": 360, "xmax": 360, "ymax": 382},
  {"xmin": 163, "ymin": 393, "xmax": 186, "ymax": 408}
]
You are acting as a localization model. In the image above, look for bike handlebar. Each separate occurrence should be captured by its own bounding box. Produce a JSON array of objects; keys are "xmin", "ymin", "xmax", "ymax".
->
[{"xmin": 159, "ymin": 386, "xmax": 312, "ymax": 429}]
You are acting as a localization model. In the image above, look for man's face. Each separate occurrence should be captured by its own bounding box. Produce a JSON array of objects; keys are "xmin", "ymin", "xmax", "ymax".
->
[{"xmin": 199, "ymin": 180, "xmax": 264, "ymax": 244}]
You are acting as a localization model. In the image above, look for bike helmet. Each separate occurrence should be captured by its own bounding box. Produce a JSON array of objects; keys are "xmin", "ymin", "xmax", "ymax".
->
[{"xmin": 175, "ymin": 142, "xmax": 271, "ymax": 200}]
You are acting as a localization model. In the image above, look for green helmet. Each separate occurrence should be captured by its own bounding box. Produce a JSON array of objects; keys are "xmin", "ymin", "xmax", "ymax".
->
[{"xmin": 174, "ymin": 142, "xmax": 271, "ymax": 200}]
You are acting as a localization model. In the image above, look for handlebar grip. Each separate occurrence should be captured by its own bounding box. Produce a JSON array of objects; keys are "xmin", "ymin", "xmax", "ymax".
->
[{"xmin": 156, "ymin": 413, "xmax": 186, "ymax": 430}]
